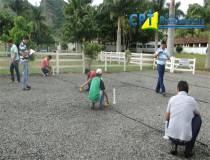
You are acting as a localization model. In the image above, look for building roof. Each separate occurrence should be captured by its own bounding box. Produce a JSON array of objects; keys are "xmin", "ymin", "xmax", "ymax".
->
[{"xmin": 175, "ymin": 37, "xmax": 208, "ymax": 45}]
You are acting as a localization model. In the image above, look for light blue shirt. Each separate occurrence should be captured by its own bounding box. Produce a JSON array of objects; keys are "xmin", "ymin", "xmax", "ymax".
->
[
  {"xmin": 155, "ymin": 47, "xmax": 169, "ymax": 65},
  {"xmin": 10, "ymin": 44, "xmax": 19, "ymax": 61}
]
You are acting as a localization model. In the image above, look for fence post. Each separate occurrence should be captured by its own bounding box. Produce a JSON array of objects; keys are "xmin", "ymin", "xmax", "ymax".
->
[
  {"xmin": 110, "ymin": 51, "xmax": 112, "ymax": 64},
  {"xmin": 124, "ymin": 52, "xmax": 126, "ymax": 72},
  {"xmin": 82, "ymin": 51, "xmax": 85, "ymax": 73},
  {"xmin": 140, "ymin": 53, "xmax": 143, "ymax": 71},
  {"xmin": 105, "ymin": 52, "xmax": 107, "ymax": 72},
  {"xmin": 56, "ymin": 44, "xmax": 61, "ymax": 74},
  {"xmin": 193, "ymin": 58, "xmax": 196, "ymax": 75},
  {"xmin": 170, "ymin": 56, "xmax": 174, "ymax": 73}
]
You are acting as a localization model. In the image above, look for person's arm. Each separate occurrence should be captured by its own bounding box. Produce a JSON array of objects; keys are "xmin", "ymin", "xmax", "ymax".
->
[
  {"xmin": 193, "ymin": 100, "xmax": 201, "ymax": 116},
  {"xmin": 153, "ymin": 49, "xmax": 159, "ymax": 58},
  {"xmin": 103, "ymin": 90, "xmax": 109, "ymax": 104},
  {"xmin": 165, "ymin": 99, "xmax": 172, "ymax": 121},
  {"xmin": 165, "ymin": 112, "xmax": 170, "ymax": 121},
  {"xmin": 80, "ymin": 78, "xmax": 91, "ymax": 88},
  {"xmin": 11, "ymin": 51, "xmax": 15, "ymax": 62}
]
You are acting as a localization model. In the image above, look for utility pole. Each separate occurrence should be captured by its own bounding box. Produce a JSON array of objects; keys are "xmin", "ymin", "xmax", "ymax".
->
[{"xmin": 167, "ymin": 0, "xmax": 175, "ymax": 56}]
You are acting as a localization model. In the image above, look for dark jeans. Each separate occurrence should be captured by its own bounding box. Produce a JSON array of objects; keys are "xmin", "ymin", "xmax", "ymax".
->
[
  {"xmin": 10, "ymin": 60, "xmax": 20, "ymax": 82},
  {"xmin": 170, "ymin": 115, "xmax": 202, "ymax": 153},
  {"xmin": 41, "ymin": 68, "xmax": 49, "ymax": 76},
  {"xmin": 156, "ymin": 64, "xmax": 165, "ymax": 93}
]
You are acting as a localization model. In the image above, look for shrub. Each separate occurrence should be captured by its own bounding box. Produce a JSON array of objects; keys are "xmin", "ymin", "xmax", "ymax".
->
[{"xmin": 176, "ymin": 45, "xmax": 183, "ymax": 53}]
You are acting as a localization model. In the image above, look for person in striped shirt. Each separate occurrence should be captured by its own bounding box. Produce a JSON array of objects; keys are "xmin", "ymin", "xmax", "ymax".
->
[{"xmin": 19, "ymin": 36, "xmax": 31, "ymax": 91}]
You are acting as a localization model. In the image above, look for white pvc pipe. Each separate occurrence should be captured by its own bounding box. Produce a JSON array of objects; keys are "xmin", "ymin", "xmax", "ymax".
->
[{"xmin": 113, "ymin": 88, "xmax": 116, "ymax": 104}]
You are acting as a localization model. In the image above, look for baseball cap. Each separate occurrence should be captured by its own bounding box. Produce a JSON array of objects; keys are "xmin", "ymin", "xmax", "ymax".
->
[{"xmin": 96, "ymin": 68, "xmax": 102, "ymax": 74}]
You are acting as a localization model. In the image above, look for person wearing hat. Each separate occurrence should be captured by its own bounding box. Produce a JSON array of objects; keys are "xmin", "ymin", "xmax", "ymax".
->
[
  {"xmin": 88, "ymin": 68, "xmax": 109, "ymax": 109},
  {"xmin": 80, "ymin": 68, "xmax": 96, "ymax": 92}
]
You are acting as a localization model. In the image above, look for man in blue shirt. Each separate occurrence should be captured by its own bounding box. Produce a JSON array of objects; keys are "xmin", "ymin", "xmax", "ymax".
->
[{"xmin": 154, "ymin": 40, "xmax": 170, "ymax": 95}]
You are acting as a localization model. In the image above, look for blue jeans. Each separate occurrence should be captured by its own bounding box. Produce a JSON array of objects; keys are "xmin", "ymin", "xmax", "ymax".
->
[
  {"xmin": 169, "ymin": 115, "xmax": 202, "ymax": 153},
  {"xmin": 10, "ymin": 60, "xmax": 20, "ymax": 82},
  {"xmin": 156, "ymin": 64, "xmax": 165, "ymax": 93},
  {"xmin": 20, "ymin": 60, "xmax": 29, "ymax": 89},
  {"xmin": 99, "ymin": 91, "xmax": 104, "ymax": 108}
]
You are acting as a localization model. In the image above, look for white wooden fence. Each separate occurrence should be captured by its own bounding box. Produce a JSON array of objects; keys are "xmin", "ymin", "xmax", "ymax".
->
[
  {"xmin": 100, "ymin": 51, "xmax": 196, "ymax": 74},
  {"xmin": 34, "ymin": 50, "xmax": 85, "ymax": 75},
  {"xmin": 0, "ymin": 50, "xmax": 196, "ymax": 75}
]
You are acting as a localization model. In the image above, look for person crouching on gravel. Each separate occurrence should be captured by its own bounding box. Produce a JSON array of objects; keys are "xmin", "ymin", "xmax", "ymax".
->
[
  {"xmin": 41, "ymin": 55, "xmax": 52, "ymax": 76},
  {"xmin": 88, "ymin": 68, "xmax": 109, "ymax": 110}
]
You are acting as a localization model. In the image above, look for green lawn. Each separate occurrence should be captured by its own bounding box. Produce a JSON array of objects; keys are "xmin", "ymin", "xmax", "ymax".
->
[{"xmin": 175, "ymin": 53, "xmax": 206, "ymax": 70}]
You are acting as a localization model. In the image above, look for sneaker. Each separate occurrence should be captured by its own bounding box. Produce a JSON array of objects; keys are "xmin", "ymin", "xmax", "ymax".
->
[
  {"xmin": 185, "ymin": 151, "xmax": 193, "ymax": 158},
  {"xmin": 162, "ymin": 92, "xmax": 166, "ymax": 96},
  {"xmin": 22, "ymin": 88, "xmax": 30, "ymax": 91},
  {"xmin": 155, "ymin": 90, "xmax": 159, "ymax": 93},
  {"xmin": 163, "ymin": 135, "xmax": 169, "ymax": 140},
  {"xmin": 170, "ymin": 144, "xmax": 178, "ymax": 156},
  {"xmin": 26, "ymin": 85, "xmax": 31, "ymax": 89}
]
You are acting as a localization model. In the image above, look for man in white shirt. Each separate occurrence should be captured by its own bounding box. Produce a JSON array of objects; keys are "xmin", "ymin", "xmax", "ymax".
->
[
  {"xmin": 7, "ymin": 39, "xmax": 20, "ymax": 82},
  {"xmin": 165, "ymin": 81, "xmax": 202, "ymax": 158},
  {"xmin": 154, "ymin": 40, "xmax": 170, "ymax": 95}
]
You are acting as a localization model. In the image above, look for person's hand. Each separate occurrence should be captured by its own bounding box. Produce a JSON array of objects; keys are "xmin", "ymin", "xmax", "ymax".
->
[
  {"xmin": 104, "ymin": 100, "xmax": 109, "ymax": 107},
  {"xmin": 79, "ymin": 86, "xmax": 83, "ymax": 92}
]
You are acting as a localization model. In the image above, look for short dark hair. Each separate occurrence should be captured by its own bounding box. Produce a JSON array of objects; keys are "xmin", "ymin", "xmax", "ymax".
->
[
  {"xmin": 85, "ymin": 68, "xmax": 90, "ymax": 74},
  {"xmin": 161, "ymin": 40, "xmax": 166, "ymax": 45},
  {"xmin": 177, "ymin": 81, "xmax": 189, "ymax": 93},
  {"xmin": 22, "ymin": 36, "xmax": 29, "ymax": 40},
  {"xmin": 48, "ymin": 55, "xmax": 52, "ymax": 60},
  {"xmin": 7, "ymin": 39, "xmax": 13, "ymax": 43}
]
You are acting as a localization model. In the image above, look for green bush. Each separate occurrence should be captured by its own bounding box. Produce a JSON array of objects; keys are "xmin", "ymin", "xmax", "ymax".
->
[
  {"xmin": 83, "ymin": 42, "xmax": 102, "ymax": 69},
  {"xmin": 83, "ymin": 42, "xmax": 102, "ymax": 59},
  {"xmin": 176, "ymin": 45, "xmax": 183, "ymax": 53},
  {"xmin": 125, "ymin": 49, "xmax": 131, "ymax": 63}
]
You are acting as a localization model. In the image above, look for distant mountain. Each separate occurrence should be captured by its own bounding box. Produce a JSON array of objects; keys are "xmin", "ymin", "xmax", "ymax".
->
[{"xmin": 40, "ymin": 0, "xmax": 66, "ymax": 31}]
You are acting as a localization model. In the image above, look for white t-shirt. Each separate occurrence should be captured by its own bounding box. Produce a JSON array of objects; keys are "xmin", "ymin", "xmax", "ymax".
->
[{"xmin": 166, "ymin": 91, "xmax": 198, "ymax": 141}]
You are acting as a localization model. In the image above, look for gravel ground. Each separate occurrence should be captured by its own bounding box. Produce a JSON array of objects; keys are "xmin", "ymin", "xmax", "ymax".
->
[{"xmin": 0, "ymin": 70, "xmax": 209, "ymax": 160}]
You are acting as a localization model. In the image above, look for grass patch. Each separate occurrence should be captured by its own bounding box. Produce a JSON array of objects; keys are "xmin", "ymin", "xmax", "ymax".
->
[{"xmin": 175, "ymin": 53, "xmax": 206, "ymax": 70}]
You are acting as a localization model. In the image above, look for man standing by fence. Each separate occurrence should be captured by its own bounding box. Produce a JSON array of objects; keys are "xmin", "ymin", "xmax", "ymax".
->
[
  {"xmin": 19, "ymin": 36, "xmax": 31, "ymax": 91},
  {"xmin": 154, "ymin": 40, "xmax": 170, "ymax": 95},
  {"xmin": 7, "ymin": 39, "xmax": 20, "ymax": 83}
]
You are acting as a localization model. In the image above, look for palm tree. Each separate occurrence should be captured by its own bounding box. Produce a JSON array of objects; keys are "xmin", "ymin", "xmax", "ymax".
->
[{"xmin": 102, "ymin": 0, "xmax": 141, "ymax": 52}]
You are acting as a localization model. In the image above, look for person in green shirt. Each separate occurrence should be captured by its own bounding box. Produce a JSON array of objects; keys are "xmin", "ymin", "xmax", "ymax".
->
[
  {"xmin": 88, "ymin": 68, "xmax": 109, "ymax": 110},
  {"xmin": 7, "ymin": 39, "xmax": 20, "ymax": 82}
]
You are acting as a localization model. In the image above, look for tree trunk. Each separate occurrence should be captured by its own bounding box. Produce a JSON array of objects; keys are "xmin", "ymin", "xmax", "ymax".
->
[
  {"xmin": 116, "ymin": 17, "xmax": 121, "ymax": 52},
  {"xmin": 155, "ymin": 31, "xmax": 159, "ymax": 51},
  {"xmin": 167, "ymin": 0, "xmax": 175, "ymax": 56},
  {"xmin": 205, "ymin": 42, "xmax": 210, "ymax": 69}
]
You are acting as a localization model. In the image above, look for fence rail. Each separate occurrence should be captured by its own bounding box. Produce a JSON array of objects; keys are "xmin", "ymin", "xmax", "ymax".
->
[{"xmin": 0, "ymin": 51, "xmax": 196, "ymax": 75}]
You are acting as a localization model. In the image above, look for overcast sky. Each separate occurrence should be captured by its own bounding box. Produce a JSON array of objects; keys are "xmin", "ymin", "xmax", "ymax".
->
[{"xmin": 28, "ymin": 0, "xmax": 203, "ymax": 14}]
